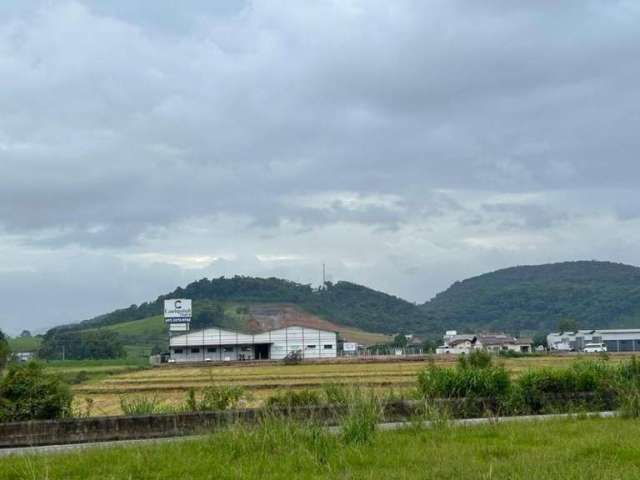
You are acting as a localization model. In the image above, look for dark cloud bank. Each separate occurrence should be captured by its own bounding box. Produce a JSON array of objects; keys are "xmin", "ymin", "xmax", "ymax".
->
[{"xmin": 1, "ymin": 1, "xmax": 640, "ymax": 333}]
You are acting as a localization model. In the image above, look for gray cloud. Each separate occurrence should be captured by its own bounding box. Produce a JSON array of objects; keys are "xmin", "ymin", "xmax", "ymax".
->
[{"xmin": 2, "ymin": 1, "xmax": 640, "ymax": 333}]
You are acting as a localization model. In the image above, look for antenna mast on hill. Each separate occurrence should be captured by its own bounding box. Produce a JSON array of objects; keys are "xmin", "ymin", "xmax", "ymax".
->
[{"xmin": 322, "ymin": 263, "xmax": 326, "ymax": 288}]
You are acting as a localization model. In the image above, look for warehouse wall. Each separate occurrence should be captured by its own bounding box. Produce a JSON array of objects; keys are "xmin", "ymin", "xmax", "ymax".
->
[{"xmin": 169, "ymin": 326, "xmax": 337, "ymax": 362}]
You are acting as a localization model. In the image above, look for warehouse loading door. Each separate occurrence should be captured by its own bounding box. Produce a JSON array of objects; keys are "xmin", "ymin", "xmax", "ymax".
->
[{"xmin": 254, "ymin": 343, "xmax": 270, "ymax": 360}]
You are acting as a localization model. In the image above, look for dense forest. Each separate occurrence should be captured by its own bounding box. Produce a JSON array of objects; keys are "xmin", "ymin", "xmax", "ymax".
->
[
  {"xmin": 421, "ymin": 261, "xmax": 640, "ymax": 334},
  {"xmin": 42, "ymin": 262, "xmax": 640, "ymax": 356},
  {"xmin": 38, "ymin": 329, "xmax": 124, "ymax": 360}
]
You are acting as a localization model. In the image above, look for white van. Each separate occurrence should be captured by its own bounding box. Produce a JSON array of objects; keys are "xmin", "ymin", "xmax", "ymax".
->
[{"xmin": 583, "ymin": 343, "xmax": 607, "ymax": 353}]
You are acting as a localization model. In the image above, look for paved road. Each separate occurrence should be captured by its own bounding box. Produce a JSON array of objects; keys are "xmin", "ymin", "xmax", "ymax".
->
[{"xmin": 0, "ymin": 411, "xmax": 616, "ymax": 458}]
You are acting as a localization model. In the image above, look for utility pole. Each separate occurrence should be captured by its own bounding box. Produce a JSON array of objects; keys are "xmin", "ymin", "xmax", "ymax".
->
[{"xmin": 62, "ymin": 345, "xmax": 65, "ymax": 361}]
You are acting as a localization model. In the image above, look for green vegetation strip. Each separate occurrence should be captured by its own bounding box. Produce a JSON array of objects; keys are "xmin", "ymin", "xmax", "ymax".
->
[{"xmin": 2, "ymin": 417, "xmax": 639, "ymax": 479}]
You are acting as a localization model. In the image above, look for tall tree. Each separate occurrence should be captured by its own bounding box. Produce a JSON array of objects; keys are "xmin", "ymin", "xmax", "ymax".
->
[
  {"xmin": 557, "ymin": 318, "xmax": 578, "ymax": 333},
  {"xmin": 0, "ymin": 329, "xmax": 9, "ymax": 372}
]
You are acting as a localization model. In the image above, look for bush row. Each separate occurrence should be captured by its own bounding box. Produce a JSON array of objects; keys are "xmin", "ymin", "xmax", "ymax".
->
[{"xmin": 417, "ymin": 351, "xmax": 640, "ymax": 416}]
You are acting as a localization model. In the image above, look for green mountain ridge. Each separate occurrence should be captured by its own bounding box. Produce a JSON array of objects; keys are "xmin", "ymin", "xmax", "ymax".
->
[
  {"xmin": 51, "ymin": 277, "xmax": 428, "ymax": 337},
  {"xmin": 45, "ymin": 261, "xmax": 640, "ymax": 345},
  {"xmin": 421, "ymin": 260, "xmax": 640, "ymax": 334}
]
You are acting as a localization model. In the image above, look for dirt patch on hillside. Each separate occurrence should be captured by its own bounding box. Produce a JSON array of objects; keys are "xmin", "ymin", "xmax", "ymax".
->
[{"xmin": 245, "ymin": 304, "xmax": 391, "ymax": 345}]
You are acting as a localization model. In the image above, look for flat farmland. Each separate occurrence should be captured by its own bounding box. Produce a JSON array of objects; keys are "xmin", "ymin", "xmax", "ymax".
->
[{"xmin": 72, "ymin": 354, "xmax": 635, "ymax": 416}]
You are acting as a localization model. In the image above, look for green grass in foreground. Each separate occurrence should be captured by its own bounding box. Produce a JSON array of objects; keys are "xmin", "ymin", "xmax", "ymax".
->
[{"xmin": 2, "ymin": 417, "xmax": 640, "ymax": 479}]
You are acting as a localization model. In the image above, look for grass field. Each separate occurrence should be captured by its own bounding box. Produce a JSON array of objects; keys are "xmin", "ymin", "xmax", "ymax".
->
[
  {"xmin": 1, "ymin": 416, "xmax": 639, "ymax": 479},
  {"xmin": 70, "ymin": 353, "xmax": 635, "ymax": 416},
  {"xmin": 42, "ymin": 358, "xmax": 149, "ymax": 387}
]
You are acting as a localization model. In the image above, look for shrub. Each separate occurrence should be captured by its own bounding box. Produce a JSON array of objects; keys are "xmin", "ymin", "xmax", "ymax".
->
[
  {"xmin": 322, "ymin": 383, "xmax": 350, "ymax": 406},
  {"xmin": 457, "ymin": 350, "xmax": 493, "ymax": 369},
  {"xmin": 120, "ymin": 395, "xmax": 165, "ymax": 415},
  {"xmin": 194, "ymin": 385, "xmax": 245, "ymax": 411},
  {"xmin": 266, "ymin": 389, "xmax": 322, "ymax": 409},
  {"xmin": 417, "ymin": 364, "xmax": 510, "ymax": 400},
  {"xmin": 71, "ymin": 371, "xmax": 91, "ymax": 385},
  {"xmin": 617, "ymin": 356, "xmax": 640, "ymax": 385},
  {"xmin": 498, "ymin": 350, "xmax": 530, "ymax": 358},
  {"xmin": 183, "ymin": 385, "xmax": 247, "ymax": 412},
  {"xmin": 514, "ymin": 361, "xmax": 615, "ymax": 414},
  {"xmin": 0, "ymin": 362, "xmax": 72, "ymax": 421},
  {"xmin": 612, "ymin": 357, "xmax": 640, "ymax": 417}
]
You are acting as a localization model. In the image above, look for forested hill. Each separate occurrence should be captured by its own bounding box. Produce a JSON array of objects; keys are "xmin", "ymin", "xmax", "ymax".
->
[
  {"xmin": 48, "ymin": 261, "xmax": 640, "ymax": 340},
  {"xmin": 421, "ymin": 261, "xmax": 640, "ymax": 333},
  {"xmin": 57, "ymin": 277, "xmax": 430, "ymax": 336}
]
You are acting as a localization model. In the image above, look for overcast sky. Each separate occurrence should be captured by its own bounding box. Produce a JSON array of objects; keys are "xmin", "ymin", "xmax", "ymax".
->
[{"xmin": 2, "ymin": 1, "xmax": 640, "ymax": 335}]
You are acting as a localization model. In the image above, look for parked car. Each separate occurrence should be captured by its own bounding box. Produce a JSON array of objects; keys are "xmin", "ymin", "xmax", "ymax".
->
[
  {"xmin": 583, "ymin": 343, "xmax": 607, "ymax": 353},
  {"xmin": 551, "ymin": 342, "xmax": 573, "ymax": 352}
]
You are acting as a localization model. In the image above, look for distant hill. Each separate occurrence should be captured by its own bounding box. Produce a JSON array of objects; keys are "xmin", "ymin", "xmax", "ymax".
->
[
  {"xmin": 46, "ymin": 277, "xmax": 423, "ymax": 356},
  {"xmin": 43, "ymin": 261, "xmax": 640, "ymax": 359},
  {"xmin": 72, "ymin": 277, "xmax": 428, "ymax": 334},
  {"xmin": 421, "ymin": 261, "xmax": 640, "ymax": 334}
]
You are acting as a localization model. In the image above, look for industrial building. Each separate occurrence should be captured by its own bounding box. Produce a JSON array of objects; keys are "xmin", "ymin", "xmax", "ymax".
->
[
  {"xmin": 547, "ymin": 329, "xmax": 640, "ymax": 352},
  {"xmin": 169, "ymin": 325, "xmax": 338, "ymax": 362},
  {"xmin": 436, "ymin": 331, "xmax": 533, "ymax": 354}
]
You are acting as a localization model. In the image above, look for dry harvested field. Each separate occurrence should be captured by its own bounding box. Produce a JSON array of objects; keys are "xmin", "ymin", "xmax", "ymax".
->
[{"xmin": 73, "ymin": 353, "xmax": 635, "ymax": 416}]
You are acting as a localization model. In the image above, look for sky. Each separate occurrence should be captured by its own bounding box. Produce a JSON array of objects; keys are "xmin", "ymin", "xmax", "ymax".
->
[{"xmin": 2, "ymin": 1, "xmax": 640, "ymax": 335}]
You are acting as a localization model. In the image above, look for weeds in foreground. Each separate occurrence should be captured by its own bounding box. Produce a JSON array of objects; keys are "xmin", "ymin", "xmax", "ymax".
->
[
  {"xmin": 619, "ymin": 386, "xmax": 640, "ymax": 418},
  {"xmin": 185, "ymin": 385, "xmax": 246, "ymax": 411},
  {"xmin": 406, "ymin": 400, "xmax": 452, "ymax": 431},
  {"xmin": 3, "ymin": 416, "xmax": 638, "ymax": 478},
  {"xmin": 341, "ymin": 390, "xmax": 382, "ymax": 445},
  {"xmin": 265, "ymin": 389, "xmax": 322, "ymax": 409},
  {"xmin": 119, "ymin": 395, "xmax": 166, "ymax": 415},
  {"xmin": 226, "ymin": 414, "xmax": 342, "ymax": 468}
]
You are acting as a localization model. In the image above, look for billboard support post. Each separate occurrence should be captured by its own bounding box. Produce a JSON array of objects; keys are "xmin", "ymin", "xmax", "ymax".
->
[{"xmin": 164, "ymin": 299, "xmax": 192, "ymax": 358}]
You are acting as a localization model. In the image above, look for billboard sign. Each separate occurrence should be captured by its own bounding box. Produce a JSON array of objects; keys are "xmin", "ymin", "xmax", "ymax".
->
[
  {"xmin": 169, "ymin": 323, "xmax": 190, "ymax": 332},
  {"xmin": 164, "ymin": 299, "xmax": 192, "ymax": 323},
  {"xmin": 343, "ymin": 342, "xmax": 358, "ymax": 352}
]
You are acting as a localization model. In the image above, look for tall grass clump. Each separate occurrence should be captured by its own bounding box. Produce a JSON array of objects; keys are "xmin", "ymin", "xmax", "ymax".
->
[
  {"xmin": 513, "ymin": 360, "xmax": 615, "ymax": 414},
  {"xmin": 618, "ymin": 387, "xmax": 640, "ymax": 418},
  {"xmin": 185, "ymin": 385, "xmax": 246, "ymax": 411},
  {"xmin": 614, "ymin": 356, "xmax": 640, "ymax": 418},
  {"xmin": 227, "ymin": 414, "xmax": 341, "ymax": 468},
  {"xmin": 265, "ymin": 389, "xmax": 322, "ymax": 409},
  {"xmin": 616, "ymin": 355, "xmax": 640, "ymax": 385},
  {"xmin": 418, "ymin": 353, "xmax": 510, "ymax": 417},
  {"xmin": 418, "ymin": 357, "xmax": 510, "ymax": 400},
  {"xmin": 322, "ymin": 383, "xmax": 350, "ymax": 406},
  {"xmin": 457, "ymin": 349, "xmax": 493, "ymax": 370},
  {"xmin": 120, "ymin": 395, "xmax": 166, "ymax": 415},
  {"xmin": 340, "ymin": 389, "xmax": 383, "ymax": 445}
]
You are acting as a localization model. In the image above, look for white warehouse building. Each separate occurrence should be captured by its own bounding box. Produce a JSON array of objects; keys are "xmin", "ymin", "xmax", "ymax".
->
[
  {"xmin": 170, "ymin": 325, "xmax": 338, "ymax": 362},
  {"xmin": 547, "ymin": 329, "xmax": 640, "ymax": 353}
]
